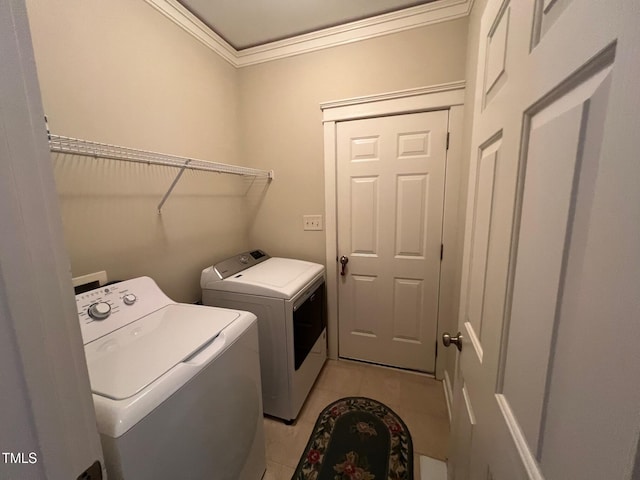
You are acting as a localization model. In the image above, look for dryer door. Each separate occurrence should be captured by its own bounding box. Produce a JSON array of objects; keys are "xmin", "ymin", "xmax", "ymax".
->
[{"xmin": 293, "ymin": 280, "xmax": 326, "ymax": 370}]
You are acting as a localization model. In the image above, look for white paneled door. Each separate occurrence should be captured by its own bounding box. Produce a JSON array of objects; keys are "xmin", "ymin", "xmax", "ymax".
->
[
  {"xmin": 336, "ymin": 110, "xmax": 449, "ymax": 372},
  {"xmin": 448, "ymin": 1, "xmax": 640, "ymax": 479}
]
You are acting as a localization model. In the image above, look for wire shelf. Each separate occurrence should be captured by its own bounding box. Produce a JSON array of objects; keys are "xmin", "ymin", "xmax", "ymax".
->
[
  {"xmin": 48, "ymin": 134, "xmax": 273, "ymax": 213},
  {"xmin": 48, "ymin": 135, "xmax": 273, "ymax": 179}
]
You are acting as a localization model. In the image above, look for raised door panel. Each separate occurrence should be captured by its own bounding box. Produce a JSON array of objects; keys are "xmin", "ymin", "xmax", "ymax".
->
[
  {"xmin": 397, "ymin": 131, "xmax": 431, "ymax": 159},
  {"xmin": 535, "ymin": 73, "xmax": 614, "ymax": 479},
  {"xmin": 351, "ymin": 275, "xmax": 380, "ymax": 337},
  {"xmin": 532, "ymin": 0, "xmax": 575, "ymax": 47},
  {"xmin": 449, "ymin": 378, "xmax": 476, "ymax": 480},
  {"xmin": 391, "ymin": 278, "xmax": 424, "ymax": 343},
  {"xmin": 464, "ymin": 136, "xmax": 502, "ymax": 361},
  {"xmin": 395, "ymin": 174, "xmax": 429, "ymax": 258},
  {"xmin": 350, "ymin": 136, "xmax": 380, "ymax": 162},
  {"xmin": 350, "ymin": 177, "xmax": 380, "ymax": 256},
  {"xmin": 502, "ymin": 61, "xmax": 614, "ymax": 477},
  {"xmin": 484, "ymin": 2, "xmax": 510, "ymax": 106}
]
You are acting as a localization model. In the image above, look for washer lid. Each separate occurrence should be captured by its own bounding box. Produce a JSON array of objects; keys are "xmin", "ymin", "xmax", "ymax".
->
[
  {"xmin": 84, "ymin": 304, "xmax": 239, "ymax": 400},
  {"xmin": 211, "ymin": 257, "xmax": 324, "ymax": 299}
]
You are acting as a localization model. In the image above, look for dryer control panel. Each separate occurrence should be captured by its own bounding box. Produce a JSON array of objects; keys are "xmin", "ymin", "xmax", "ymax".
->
[
  {"xmin": 209, "ymin": 249, "xmax": 270, "ymax": 280},
  {"xmin": 75, "ymin": 276, "xmax": 174, "ymax": 345}
]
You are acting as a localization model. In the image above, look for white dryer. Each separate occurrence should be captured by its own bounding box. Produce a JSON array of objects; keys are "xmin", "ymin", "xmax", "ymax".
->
[
  {"xmin": 75, "ymin": 276, "xmax": 266, "ymax": 480},
  {"xmin": 201, "ymin": 250, "xmax": 326, "ymax": 423}
]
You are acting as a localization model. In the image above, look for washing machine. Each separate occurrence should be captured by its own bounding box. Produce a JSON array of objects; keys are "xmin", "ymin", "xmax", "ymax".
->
[
  {"xmin": 75, "ymin": 276, "xmax": 266, "ymax": 480},
  {"xmin": 200, "ymin": 250, "xmax": 327, "ymax": 423}
]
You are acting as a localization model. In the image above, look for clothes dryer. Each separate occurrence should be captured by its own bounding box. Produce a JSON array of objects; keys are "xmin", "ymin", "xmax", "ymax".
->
[{"xmin": 201, "ymin": 250, "xmax": 326, "ymax": 423}]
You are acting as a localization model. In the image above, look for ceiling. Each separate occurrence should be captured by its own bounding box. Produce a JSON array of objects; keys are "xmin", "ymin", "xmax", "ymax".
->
[{"xmin": 177, "ymin": 0, "xmax": 439, "ymax": 50}]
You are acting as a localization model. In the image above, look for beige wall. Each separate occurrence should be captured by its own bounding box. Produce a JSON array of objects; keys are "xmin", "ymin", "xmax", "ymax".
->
[
  {"xmin": 25, "ymin": 1, "xmax": 469, "ymax": 304},
  {"xmin": 26, "ymin": 0, "xmax": 249, "ymax": 302},
  {"xmin": 239, "ymin": 19, "xmax": 469, "ymax": 264}
]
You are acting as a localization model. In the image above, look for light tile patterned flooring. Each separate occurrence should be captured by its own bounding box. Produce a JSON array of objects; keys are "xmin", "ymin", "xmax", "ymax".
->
[{"xmin": 263, "ymin": 359, "xmax": 450, "ymax": 479}]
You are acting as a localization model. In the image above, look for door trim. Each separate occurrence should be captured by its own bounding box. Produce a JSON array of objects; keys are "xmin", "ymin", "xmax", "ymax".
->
[{"xmin": 321, "ymin": 81, "xmax": 465, "ymax": 379}]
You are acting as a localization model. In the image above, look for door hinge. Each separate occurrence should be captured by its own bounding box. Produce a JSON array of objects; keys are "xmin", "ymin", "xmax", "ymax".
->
[
  {"xmin": 440, "ymin": 243, "xmax": 444, "ymax": 261},
  {"xmin": 446, "ymin": 132, "xmax": 450, "ymax": 150}
]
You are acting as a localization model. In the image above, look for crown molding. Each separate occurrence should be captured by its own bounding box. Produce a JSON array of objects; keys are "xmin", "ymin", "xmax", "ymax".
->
[
  {"xmin": 144, "ymin": 0, "xmax": 237, "ymax": 66},
  {"xmin": 144, "ymin": 0, "xmax": 473, "ymax": 68},
  {"xmin": 236, "ymin": 0, "xmax": 471, "ymax": 66}
]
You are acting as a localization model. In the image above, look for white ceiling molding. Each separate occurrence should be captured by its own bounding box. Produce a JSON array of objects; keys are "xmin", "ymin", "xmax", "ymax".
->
[
  {"xmin": 236, "ymin": 0, "xmax": 471, "ymax": 66},
  {"xmin": 144, "ymin": 0, "xmax": 472, "ymax": 68},
  {"xmin": 144, "ymin": 0, "xmax": 237, "ymax": 66}
]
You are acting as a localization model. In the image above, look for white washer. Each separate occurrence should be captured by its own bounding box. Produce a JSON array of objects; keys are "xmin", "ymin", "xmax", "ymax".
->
[
  {"xmin": 201, "ymin": 250, "xmax": 327, "ymax": 423},
  {"xmin": 75, "ymin": 276, "xmax": 266, "ymax": 480}
]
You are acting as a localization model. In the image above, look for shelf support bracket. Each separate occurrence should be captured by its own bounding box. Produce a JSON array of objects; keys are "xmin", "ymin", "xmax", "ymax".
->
[{"xmin": 157, "ymin": 159, "xmax": 191, "ymax": 214}]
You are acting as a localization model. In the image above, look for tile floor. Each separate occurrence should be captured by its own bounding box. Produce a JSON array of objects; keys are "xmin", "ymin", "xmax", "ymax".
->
[{"xmin": 263, "ymin": 359, "xmax": 450, "ymax": 479}]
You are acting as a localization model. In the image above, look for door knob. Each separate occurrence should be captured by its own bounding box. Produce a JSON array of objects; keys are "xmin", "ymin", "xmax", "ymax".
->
[
  {"xmin": 442, "ymin": 332, "xmax": 463, "ymax": 352},
  {"xmin": 339, "ymin": 255, "xmax": 349, "ymax": 276}
]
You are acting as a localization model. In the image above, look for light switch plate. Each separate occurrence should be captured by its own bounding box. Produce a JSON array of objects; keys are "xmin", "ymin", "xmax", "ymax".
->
[{"xmin": 303, "ymin": 215, "xmax": 323, "ymax": 231}]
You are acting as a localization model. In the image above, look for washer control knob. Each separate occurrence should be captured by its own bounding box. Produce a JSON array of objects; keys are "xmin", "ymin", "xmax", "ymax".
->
[
  {"xmin": 123, "ymin": 294, "xmax": 137, "ymax": 306},
  {"xmin": 239, "ymin": 255, "xmax": 249, "ymax": 264},
  {"xmin": 88, "ymin": 302, "xmax": 111, "ymax": 320}
]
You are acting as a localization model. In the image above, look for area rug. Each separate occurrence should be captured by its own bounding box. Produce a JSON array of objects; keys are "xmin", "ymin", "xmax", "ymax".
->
[{"xmin": 292, "ymin": 397, "xmax": 413, "ymax": 480}]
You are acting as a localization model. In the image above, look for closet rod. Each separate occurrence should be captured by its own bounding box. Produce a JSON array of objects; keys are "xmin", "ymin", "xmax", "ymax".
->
[{"xmin": 48, "ymin": 134, "xmax": 274, "ymax": 179}]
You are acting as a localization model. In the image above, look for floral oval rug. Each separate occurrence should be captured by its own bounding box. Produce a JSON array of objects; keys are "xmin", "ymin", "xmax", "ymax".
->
[{"xmin": 292, "ymin": 397, "xmax": 413, "ymax": 480}]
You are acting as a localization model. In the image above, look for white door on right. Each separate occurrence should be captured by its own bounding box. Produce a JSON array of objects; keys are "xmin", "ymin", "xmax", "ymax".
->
[{"xmin": 448, "ymin": 1, "xmax": 640, "ymax": 480}]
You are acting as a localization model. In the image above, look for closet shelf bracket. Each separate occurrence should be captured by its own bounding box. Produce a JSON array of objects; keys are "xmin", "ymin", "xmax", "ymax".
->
[{"xmin": 157, "ymin": 159, "xmax": 191, "ymax": 214}]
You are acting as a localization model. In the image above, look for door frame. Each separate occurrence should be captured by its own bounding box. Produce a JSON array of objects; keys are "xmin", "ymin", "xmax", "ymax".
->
[{"xmin": 321, "ymin": 81, "xmax": 465, "ymax": 382}]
